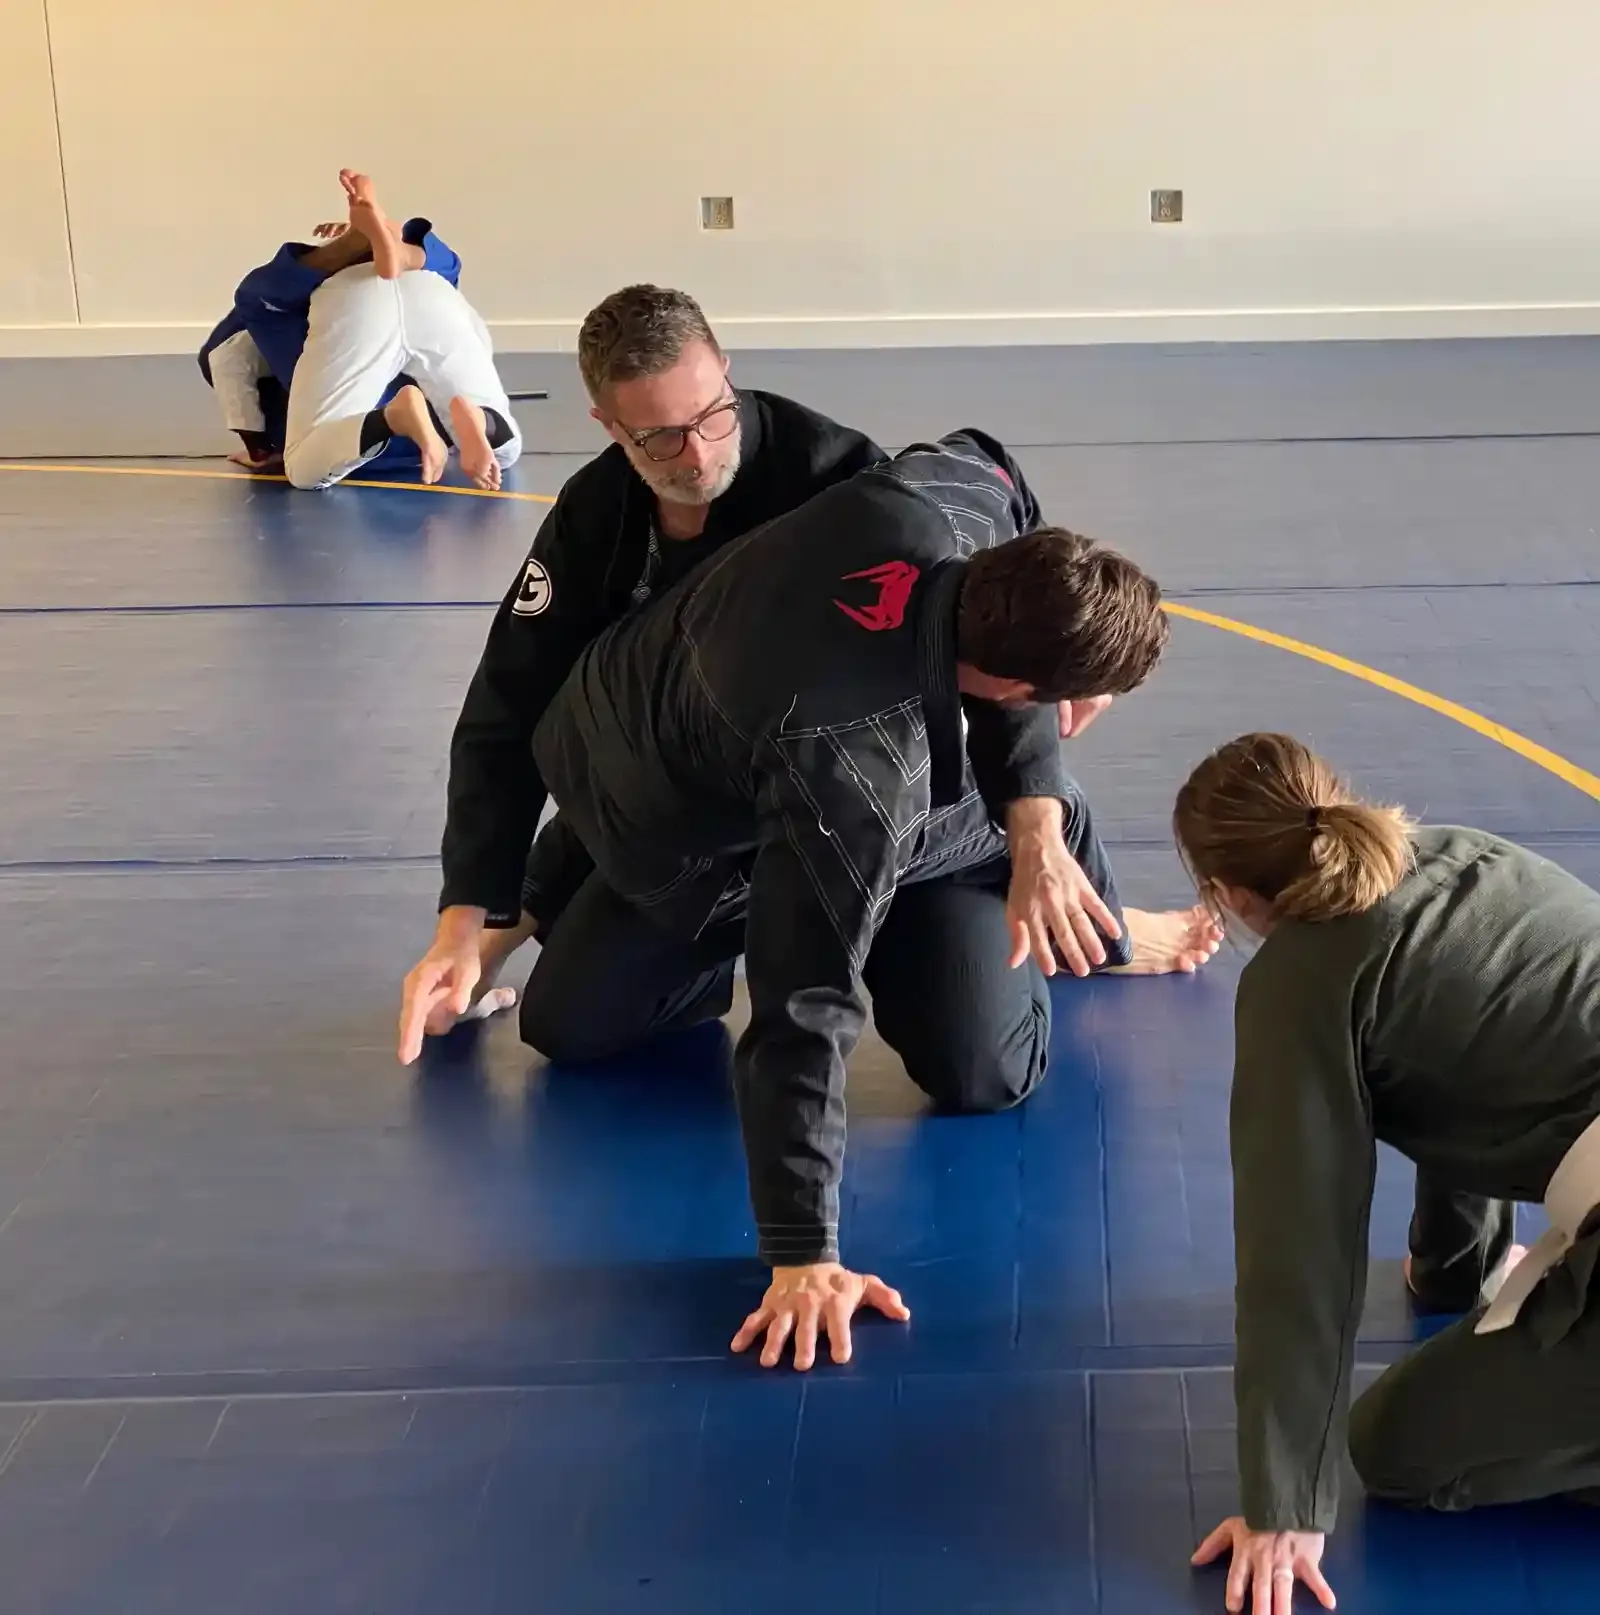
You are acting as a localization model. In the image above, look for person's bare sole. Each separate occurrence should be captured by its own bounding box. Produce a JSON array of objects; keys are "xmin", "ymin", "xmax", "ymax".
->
[
  {"xmin": 346, "ymin": 182, "xmax": 403, "ymax": 280},
  {"xmin": 421, "ymin": 917, "xmax": 535, "ymax": 1038},
  {"xmin": 1104, "ymin": 904, "xmax": 1225, "ymax": 976},
  {"xmin": 449, "ymin": 396, "xmax": 501, "ymax": 490},
  {"xmin": 384, "ymin": 385, "xmax": 449, "ymax": 484}
]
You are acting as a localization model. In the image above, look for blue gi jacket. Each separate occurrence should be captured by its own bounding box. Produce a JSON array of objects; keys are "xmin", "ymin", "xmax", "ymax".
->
[{"xmin": 197, "ymin": 217, "xmax": 461, "ymax": 450}]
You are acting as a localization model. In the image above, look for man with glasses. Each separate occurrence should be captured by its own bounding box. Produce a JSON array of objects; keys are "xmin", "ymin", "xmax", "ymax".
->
[
  {"xmin": 400, "ymin": 283, "xmax": 1222, "ymax": 1070},
  {"xmin": 401, "ymin": 284, "xmax": 889, "ymax": 1050}
]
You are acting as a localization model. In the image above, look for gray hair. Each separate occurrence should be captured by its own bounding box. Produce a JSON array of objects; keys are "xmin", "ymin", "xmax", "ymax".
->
[{"xmin": 576, "ymin": 284, "xmax": 721, "ymax": 400}]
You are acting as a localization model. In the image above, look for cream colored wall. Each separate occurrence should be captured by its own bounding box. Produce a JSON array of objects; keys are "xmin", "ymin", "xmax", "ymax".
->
[
  {"xmin": 0, "ymin": 0, "xmax": 78, "ymax": 327},
  {"xmin": 6, "ymin": 0, "xmax": 1600, "ymax": 353}
]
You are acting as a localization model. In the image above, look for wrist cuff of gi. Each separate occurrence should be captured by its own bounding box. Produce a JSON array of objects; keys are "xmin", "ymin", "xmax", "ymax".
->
[{"xmin": 758, "ymin": 1224, "xmax": 840, "ymax": 1267}]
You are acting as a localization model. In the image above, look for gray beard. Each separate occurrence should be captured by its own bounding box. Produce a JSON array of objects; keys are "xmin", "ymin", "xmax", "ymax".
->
[{"xmin": 651, "ymin": 446, "xmax": 741, "ymax": 507}]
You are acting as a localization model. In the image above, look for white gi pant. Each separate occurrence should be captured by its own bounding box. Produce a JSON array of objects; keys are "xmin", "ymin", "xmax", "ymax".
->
[
  {"xmin": 207, "ymin": 330, "xmax": 274, "ymax": 434},
  {"xmin": 283, "ymin": 264, "xmax": 522, "ymax": 491}
]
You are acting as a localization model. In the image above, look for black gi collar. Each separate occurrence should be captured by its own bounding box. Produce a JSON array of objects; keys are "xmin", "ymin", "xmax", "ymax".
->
[
  {"xmin": 733, "ymin": 387, "xmax": 762, "ymax": 462},
  {"xmin": 914, "ymin": 559, "xmax": 968, "ymax": 809}
]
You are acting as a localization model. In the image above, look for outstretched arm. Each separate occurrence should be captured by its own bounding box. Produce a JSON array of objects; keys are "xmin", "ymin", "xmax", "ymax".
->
[
  {"xmin": 1192, "ymin": 932, "xmax": 1375, "ymax": 1615},
  {"xmin": 401, "ymin": 497, "xmax": 617, "ymax": 1065},
  {"xmin": 296, "ymin": 215, "xmax": 374, "ymax": 275},
  {"xmin": 727, "ymin": 741, "xmax": 915, "ymax": 1369}
]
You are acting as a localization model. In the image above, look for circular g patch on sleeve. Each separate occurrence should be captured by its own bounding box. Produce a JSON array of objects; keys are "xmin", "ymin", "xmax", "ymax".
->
[{"xmin": 512, "ymin": 558, "xmax": 553, "ymax": 617}]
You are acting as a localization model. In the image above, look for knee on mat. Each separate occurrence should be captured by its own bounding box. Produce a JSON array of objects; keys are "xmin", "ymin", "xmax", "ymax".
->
[
  {"xmin": 1347, "ymin": 1385, "xmax": 1433, "ymax": 1506},
  {"xmin": 909, "ymin": 1044, "xmax": 1046, "ymax": 1115},
  {"xmin": 281, "ymin": 445, "xmax": 328, "ymax": 491},
  {"xmin": 1346, "ymin": 1392, "xmax": 1388, "ymax": 1486},
  {"xmin": 517, "ymin": 988, "xmax": 611, "ymax": 1064}
]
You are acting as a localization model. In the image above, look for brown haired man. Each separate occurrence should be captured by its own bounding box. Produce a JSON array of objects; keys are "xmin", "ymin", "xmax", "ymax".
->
[
  {"xmin": 407, "ymin": 427, "xmax": 1219, "ymax": 1371},
  {"xmin": 405, "ymin": 287, "xmax": 1195, "ymax": 1054}
]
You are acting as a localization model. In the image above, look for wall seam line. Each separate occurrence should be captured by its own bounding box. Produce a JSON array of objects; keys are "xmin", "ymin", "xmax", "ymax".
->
[{"xmin": 40, "ymin": 0, "xmax": 81, "ymax": 324}]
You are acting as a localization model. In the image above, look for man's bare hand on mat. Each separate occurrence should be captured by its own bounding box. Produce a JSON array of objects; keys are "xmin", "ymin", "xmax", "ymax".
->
[{"xmin": 732, "ymin": 1263, "xmax": 910, "ymax": 1369}]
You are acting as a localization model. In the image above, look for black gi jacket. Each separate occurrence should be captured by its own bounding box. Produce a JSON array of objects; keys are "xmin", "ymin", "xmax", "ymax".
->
[
  {"xmin": 531, "ymin": 431, "xmax": 1078, "ymax": 1265},
  {"xmin": 438, "ymin": 390, "xmax": 886, "ymax": 922}
]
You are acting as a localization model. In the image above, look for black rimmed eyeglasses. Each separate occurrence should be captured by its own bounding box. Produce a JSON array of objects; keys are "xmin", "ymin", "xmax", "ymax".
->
[{"xmin": 619, "ymin": 390, "xmax": 741, "ymax": 462}]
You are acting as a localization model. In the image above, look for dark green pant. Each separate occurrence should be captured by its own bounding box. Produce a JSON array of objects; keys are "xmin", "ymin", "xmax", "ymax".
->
[
  {"xmin": 1404, "ymin": 1174, "xmax": 1519, "ymax": 1316},
  {"xmin": 1351, "ymin": 1187, "xmax": 1600, "ymax": 1512}
]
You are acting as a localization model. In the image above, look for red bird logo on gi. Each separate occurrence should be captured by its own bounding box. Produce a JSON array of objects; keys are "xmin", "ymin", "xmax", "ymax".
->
[{"xmin": 833, "ymin": 561, "xmax": 920, "ymax": 631}]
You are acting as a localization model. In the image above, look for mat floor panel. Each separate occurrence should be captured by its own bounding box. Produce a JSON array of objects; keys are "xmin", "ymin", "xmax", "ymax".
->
[
  {"xmin": 1024, "ymin": 435, "xmax": 1600, "ymax": 592},
  {"xmin": 0, "ymin": 466, "xmax": 557, "ymax": 610},
  {"xmin": 2, "ymin": 1371, "xmax": 1595, "ymax": 1614},
  {"xmin": 5, "ymin": 587, "xmax": 1593, "ymax": 867},
  {"xmin": 14, "ymin": 335, "xmax": 1600, "ymax": 458},
  {"xmin": 0, "ymin": 607, "xmax": 491, "ymax": 864},
  {"xmin": 5, "ymin": 347, "xmax": 1600, "ymax": 1611}
]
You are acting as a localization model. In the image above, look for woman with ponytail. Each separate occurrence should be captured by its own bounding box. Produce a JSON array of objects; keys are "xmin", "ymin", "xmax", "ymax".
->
[{"xmin": 1176, "ymin": 732, "xmax": 1600, "ymax": 1615}]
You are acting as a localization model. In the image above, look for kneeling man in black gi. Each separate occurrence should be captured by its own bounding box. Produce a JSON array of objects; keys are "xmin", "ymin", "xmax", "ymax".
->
[{"xmin": 401, "ymin": 430, "xmax": 1216, "ymax": 1368}]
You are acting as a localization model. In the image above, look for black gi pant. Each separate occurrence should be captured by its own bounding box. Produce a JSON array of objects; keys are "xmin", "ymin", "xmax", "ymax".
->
[{"xmin": 513, "ymin": 791, "xmax": 1133, "ymax": 1115}]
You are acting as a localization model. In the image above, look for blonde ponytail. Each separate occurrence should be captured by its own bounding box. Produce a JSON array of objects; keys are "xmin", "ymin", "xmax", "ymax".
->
[
  {"xmin": 1275, "ymin": 799, "xmax": 1414, "ymax": 921},
  {"xmin": 1174, "ymin": 733, "xmax": 1414, "ymax": 923}
]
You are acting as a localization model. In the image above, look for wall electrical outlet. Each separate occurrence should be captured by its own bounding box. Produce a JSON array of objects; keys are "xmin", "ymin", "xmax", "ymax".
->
[
  {"xmin": 700, "ymin": 196, "xmax": 735, "ymax": 231},
  {"xmin": 1151, "ymin": 189, "xmax": 1183, "ymax": 223}
]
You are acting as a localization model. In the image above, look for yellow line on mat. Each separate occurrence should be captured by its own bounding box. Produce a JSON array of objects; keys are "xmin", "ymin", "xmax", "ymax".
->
[
  {"xmin": 1164, "ymin": 600, "xmax": 1600, "ymax": 803},
  {"xmin": 0, "ymin": 461, "xmax": 555, "ymax": 504},
  {"xmin": 3, "ymin": 461, "xmax": 1595, "ymax": 802}
]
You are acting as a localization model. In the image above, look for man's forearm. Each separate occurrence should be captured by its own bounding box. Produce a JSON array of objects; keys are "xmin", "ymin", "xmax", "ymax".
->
[
  {"xmin": 438, "ymin": 795, "xmax": 544, "ymax": 922},
  {"xmin": 438, "ymin": 720, "xmax": 551, "ymax": 922},
  {"xmin": 736, "ymin": 1012, "xmax": 848, "ymax": 1267},
  {"xmin": 299, "ymin": 228, "xmax": 373, "ymax": 274},
  {"xmin": 963, "ymin": 700, "xmax": 1073, "ymax": 821},
  {"xmin": 438, "ymin": 904, "xmax": 487, "ymax": 936},
  {"xmin": 737, "ymin": 855, "xmax": 866, "ymax": 1268},
  {"xmin": 1005, "ymin": 795, "xmax": 1065, "ymax": 843}
]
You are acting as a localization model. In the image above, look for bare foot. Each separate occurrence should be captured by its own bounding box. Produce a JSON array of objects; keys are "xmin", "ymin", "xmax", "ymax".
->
[
  {"xmin": 449, "ymin": 396, "xmax": 501, "ymax": 490},
  {"xmin": 341, "ymin": 170, "xmax": 403, "ymax": 279},
  {"xmin": 420, "ymin": 915, "xmax": 535, "ymax": 1038},
  {"xmin": 383, "ymin": 385, "xmax": 450, "ymax": 483},
  {"xmin": 1105, "ymin": 904, "xmax": 1224, "ymax": 976},
  {"xmin": 349, "ymin": 205, "xmax": 402, "ymax": 279}
]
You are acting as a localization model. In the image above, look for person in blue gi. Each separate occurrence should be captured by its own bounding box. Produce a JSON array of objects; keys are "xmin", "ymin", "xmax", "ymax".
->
[{"xmin": 198, "ymin": 171, "xmax": 516, "ymax": 489}]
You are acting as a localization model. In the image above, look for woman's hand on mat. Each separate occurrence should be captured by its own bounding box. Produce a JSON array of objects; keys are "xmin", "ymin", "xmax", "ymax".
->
[
  {"xmin": 731, "ymin": 1263, "xmax": 910, "ymax": 1370},
  {"xmin": 1057, "ymin": 694, "xmax": 1112, "ymax": 740},
  {"xmin": 1192, "ymin": 1517, "xmax": 1335, "ymax": 1615},
  {"xmin": 398, "ymin": 908, "xmax": 486, "ymax": 1064},
  {"xmin": 1004, "ymin": 798, "xmax": 1119, "ymax": 977}
]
